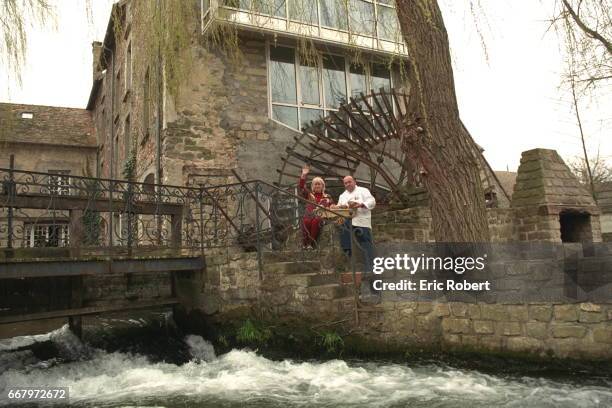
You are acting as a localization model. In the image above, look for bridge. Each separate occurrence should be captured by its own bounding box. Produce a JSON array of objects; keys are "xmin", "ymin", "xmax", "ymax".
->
[{"xmin": 0, "ymin": 157, "xmax": 359, "ymax": 338}]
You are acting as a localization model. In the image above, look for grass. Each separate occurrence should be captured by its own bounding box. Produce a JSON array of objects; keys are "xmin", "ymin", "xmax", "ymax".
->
[
  {"xmin": 317, "ymin": 331, "xmax": 344, "ymax": 354},
  {"xmin": 236, "ymin": 319, "xmax": 272, "ymax": 345}
]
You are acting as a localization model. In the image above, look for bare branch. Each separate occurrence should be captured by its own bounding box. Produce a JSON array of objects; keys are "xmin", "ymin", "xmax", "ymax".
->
[{"xmin": 562, "ymin": 0, "xmax": 612, "ymax": 55}]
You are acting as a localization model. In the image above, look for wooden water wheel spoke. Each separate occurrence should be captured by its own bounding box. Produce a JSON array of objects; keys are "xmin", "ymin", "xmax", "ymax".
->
[
  {"xmin": 286, "ymin": 148, "xmax": 354, "ymax": 173},
  {"xmin": 360, "ymin": 92, "xmax": 392, "ymax": 140},
  {"xmin": 379, "ymin": 89, "xmax": 401, "ymax": 130},
  {"xmin": 308, "ymin": 142, "xmax": 360, "ymax": 167},
  {"xmin": 328, "ymin": 111, "xmax": 371, "ymax": 153},
  {"xmin": 277, "ymin": 89, "xmax": 415, "ymax": 205},
  {"xmin": 371, "ymin": 90, "xmax": 396, "ymax": 132},
  {"xmin": 338, "ymin": 104, "xmax": 376, "ymax": 148},
  {"xmin": 348, "ymin": 96, "xmax": 386, "ymax": 142}
]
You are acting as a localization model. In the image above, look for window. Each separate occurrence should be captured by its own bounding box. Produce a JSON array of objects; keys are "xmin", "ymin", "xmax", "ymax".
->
[
  {"xmin": 115, "ymin": 69, "xmax": 122, "ymax": 108},
  {"xmin": 270, "ymin": 46, "xmax": 297, "ymax": 104},
  {"xmin": 114, "ymin": 133, "xmax": 120, "ymax": 178},
  {"xmin": 24, "ymin": 222, "xmax": 69, "ymax": 248},
  {"xmin": 143, "ymin": 68, "xmax": 150, "ymax": 137},
  {"xmin": 217, "ymin": 1, "xmax": 402, "ymax": 46},
  {"xmin": 124, "ymin": 115, "xmax": 131, "ymax": 160},
  {"xmin": 349, "ymin": 63, "xmax": 367, "ymax": 99},
  {"xmin": 349, "ymin": 0, "xmax": 375, "ymax": 37},
  {"xmin": 289, "ymin": 0, "xmax": 317, "ymax": 24},
  {"xmin": 377, "ymin": 2, "xmax": 400, "ymax": 41},
  {"xmin": 322, "ymin": 54, "xmax": 347, "ymax": 108},
  {"xmin": 371, "ymin": 63, "xmax": 392, "ymax": 92},
  {"xmin": 268, "ymin": 44, "xmax": 393, "ymax": 131},
  {"xmin": 240, "ymin": 0, "xmax": 286, "ymax": 16},
  {"xmin": 320, "ymin": 0, "xmax": 348, "ymax": 30},
  {"xmin": 299, "ymin": 59, "xmax": 320, "ymax": 105},
  {"xmin": 270, "ymin": 46, "xmax": 298, "ymax": 129},
  {"xmin": 125, "ymin": 41, "xmax": 132, "ymax": 91},
  {"xmin": 48, "ymin": 170, "xmax": 70, "ymax": 195}
]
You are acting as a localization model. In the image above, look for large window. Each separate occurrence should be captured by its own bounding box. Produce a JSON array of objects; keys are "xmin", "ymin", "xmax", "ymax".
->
[
  {"xmin": 270, "ymin": 46, "xmax": 298, "ymax": 128},
  {"xmin": 222, "ymin": 0, "xmax": 401, "ymax": 44},
  {"xmin": 268, "ymin": 44, "xmax": 392, "ymax": 131}
]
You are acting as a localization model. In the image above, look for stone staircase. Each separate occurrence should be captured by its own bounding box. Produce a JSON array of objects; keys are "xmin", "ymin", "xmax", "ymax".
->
[{"xmin": 261, "ymin": 251, "xmax": 356, "ymax": 316}]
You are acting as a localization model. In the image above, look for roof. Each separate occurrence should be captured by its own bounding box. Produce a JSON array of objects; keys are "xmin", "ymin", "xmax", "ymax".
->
[
  {"xmin": 494, "ymin": 171, "xmax": 517, "ymax": 198},
  {"xmin": 0, "ymin": 103, "xmax": 96, "ymax": 148},
  {"xmin": 511, "ymin": 148, "xmax": 596, "ymax": 208}
]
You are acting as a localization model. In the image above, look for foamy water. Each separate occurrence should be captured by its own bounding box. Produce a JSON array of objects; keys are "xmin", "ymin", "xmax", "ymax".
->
[{"xmin": 0, "ymin": 326, "xmax": 611, "ymax": 407}]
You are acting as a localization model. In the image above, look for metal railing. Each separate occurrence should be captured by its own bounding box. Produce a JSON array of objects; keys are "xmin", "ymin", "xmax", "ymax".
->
[{"xmin": 0, "ymin": 163, "xmax": 361, "ymax": 278}]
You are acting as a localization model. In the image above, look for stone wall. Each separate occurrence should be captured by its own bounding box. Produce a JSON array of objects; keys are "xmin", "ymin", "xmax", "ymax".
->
[
  {"xmin": 357, "ymin": 300, "xmax": 611, "ymax": 360},
  {"xmin": 0, "ymin": 143, "xmax": 96, "ymax": 177},
  {"xmin": 372, "ymin": 207, "xmax": 517, "ymax": 243},
  {"xmin": 177, "ymin": 239, "xmax": 612, "ymax": 361}
]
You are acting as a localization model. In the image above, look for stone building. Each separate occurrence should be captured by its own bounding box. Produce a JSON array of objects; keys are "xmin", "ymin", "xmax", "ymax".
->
[
  {"xmin": 86, "ymin": 0, "xmax": 509, "ymax": 202},
  {"xmin": 0, "ymin": 103, "xmax": 96, "ymax": 248},
  {"xmin": 0, "ymin": 1, "xmax": 603, "ymax": 245},
  {"xmin": 0, "ymin": 103, "xmax": 96, "ymax": 174}
]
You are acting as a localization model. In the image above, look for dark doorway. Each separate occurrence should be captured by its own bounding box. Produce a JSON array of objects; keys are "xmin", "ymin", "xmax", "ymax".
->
[{"xmin": 560, "ymin": 211, "xmax": 592, "ymax": 242}]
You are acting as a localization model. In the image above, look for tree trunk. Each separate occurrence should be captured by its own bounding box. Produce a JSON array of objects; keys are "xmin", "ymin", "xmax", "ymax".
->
[{"xmin": 396, "ymin": 0, "xmax": 490, "ymax": 242}]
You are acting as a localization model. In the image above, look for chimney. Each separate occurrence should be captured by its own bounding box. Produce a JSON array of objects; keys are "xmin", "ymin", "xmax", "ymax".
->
[{"xmin": 92, "ymin": 41, "xmax": 103, "ymax": 81}]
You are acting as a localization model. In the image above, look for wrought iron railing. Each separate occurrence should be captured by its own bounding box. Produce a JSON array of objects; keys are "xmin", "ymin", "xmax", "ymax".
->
[{"xmin": 0, "ymin": 164, "xmax": 362, "ymax": 275}]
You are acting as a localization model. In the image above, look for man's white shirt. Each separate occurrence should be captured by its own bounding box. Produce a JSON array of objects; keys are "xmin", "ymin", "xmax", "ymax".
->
[{"xmin": 337, "ymin": 185, "xmax": 376, "ymax": 229}]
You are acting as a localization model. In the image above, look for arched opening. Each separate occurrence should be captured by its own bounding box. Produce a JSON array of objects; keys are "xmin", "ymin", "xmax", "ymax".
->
[{"xmin": 143, "ymin": 173, "xmax": 155, "ymax": 194}]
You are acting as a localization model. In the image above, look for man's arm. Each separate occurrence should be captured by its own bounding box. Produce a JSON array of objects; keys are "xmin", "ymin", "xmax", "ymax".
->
[
  {"xmin": 360, "ymin": 187, "xmax": 376, "ymax": 210},
  {"xmin": 335, "ymin": 192, "xmax": 349, "ymax": 208}
]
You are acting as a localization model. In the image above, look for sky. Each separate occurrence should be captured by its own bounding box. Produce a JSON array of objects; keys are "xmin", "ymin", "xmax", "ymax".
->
[{"xmin": 0, "ymin": 0, "xmax": 609, "ymax": 172}]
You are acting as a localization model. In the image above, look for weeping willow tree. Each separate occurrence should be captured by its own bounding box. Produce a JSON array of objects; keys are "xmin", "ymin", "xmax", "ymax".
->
[{"xmin": 0, "ymin": 0, "xmax": 55, "ymax": 86}]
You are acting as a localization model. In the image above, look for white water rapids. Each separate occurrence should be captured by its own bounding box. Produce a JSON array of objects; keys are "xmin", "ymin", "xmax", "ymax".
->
[{"xmin": 1, "ymin": 325, "xmax": 611, "ymax": 407}]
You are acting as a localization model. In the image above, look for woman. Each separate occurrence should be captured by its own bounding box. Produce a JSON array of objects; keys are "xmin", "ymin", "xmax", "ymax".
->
[{"xmin": 299, "ymin": 165, "xmax": 333, "ymax": 249}]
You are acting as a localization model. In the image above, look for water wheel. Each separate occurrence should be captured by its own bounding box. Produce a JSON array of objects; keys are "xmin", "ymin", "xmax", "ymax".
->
[{"xmin": 276, "ymin": 88, "xmax": 418, "ymax": 205}]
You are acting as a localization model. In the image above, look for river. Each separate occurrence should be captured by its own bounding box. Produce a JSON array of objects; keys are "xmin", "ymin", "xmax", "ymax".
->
[{"xmin": 1, "ymin": 314, "xmax": 611, "ymax": 408}]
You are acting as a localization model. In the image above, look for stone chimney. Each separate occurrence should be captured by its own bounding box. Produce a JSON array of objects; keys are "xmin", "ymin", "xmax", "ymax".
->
[{"xmin": 92, "ymin": 41, "xmax": 103, "ymax": 81}]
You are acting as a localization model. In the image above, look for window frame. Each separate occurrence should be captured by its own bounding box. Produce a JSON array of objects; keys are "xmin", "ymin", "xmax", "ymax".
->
[
  {"xmin": 267, "ymin": 40, "xmax": 394, "ymax": 132},
  {"xmin": 48, "ymin": 170, "xmax": 71, "ymax": 196},
  {"xmin": 219, "ymin": 0, "xmax": 402, "ymax": 48},
  {"xmin": 24, "ymin": 222, "xmax": 69, "ymax": 248}
]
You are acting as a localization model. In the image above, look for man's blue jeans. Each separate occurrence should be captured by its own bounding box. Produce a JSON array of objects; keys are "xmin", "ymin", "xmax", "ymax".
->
[{"xmin": 340, "ymin": 219, "xmax": 374, "ymax": 275}]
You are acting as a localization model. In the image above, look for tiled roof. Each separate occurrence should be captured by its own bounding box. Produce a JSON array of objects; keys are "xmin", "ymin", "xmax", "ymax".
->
[
  {"xmin": 0, "ymin": 103, "xmax": 96, "ymax": 147},
  {"xmin": 494, "ymin": 171, "xmax": 517, "ymax": 198}
]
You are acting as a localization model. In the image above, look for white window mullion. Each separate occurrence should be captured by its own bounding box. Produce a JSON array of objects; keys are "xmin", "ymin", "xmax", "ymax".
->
[{"xmin": 295, "ymin": 47, "xmax": 302, "ymax": 129}]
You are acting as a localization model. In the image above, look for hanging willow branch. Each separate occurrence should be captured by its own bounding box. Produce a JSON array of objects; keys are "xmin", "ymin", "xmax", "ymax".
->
[{"xmin": 0, "ymin": 0, "xmax": 55, "ymax": 86}]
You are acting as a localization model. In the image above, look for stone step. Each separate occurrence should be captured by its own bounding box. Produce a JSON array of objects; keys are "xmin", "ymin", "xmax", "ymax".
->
[
  {"xmin": 307, "ymin": 283, "xmax": 355, "ymax": 301},
  {"xmin": 263, "ymin": 261, "xmax": 322, "ymax": 275},
  {"xmin": 333, "ymin": 296, "xmax": 357, "ymax": 313},
  {"xmin": 262, "ymin": 250, "xmax": 334, "ymax": 263},
  {"xmin": 279, "ymin": 272, "xmax": 339, "ymax": 287}
]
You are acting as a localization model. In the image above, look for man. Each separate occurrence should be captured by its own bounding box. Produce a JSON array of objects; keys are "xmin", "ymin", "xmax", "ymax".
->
[{"xmin": 332, "ymin": 175, "xmax": 378, "ymax": 300}]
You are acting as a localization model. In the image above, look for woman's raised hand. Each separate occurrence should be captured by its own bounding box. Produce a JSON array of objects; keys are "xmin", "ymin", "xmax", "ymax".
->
[{"xmin": 301, "ymin": 165, "xmax": 310, "ymax": 176}]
